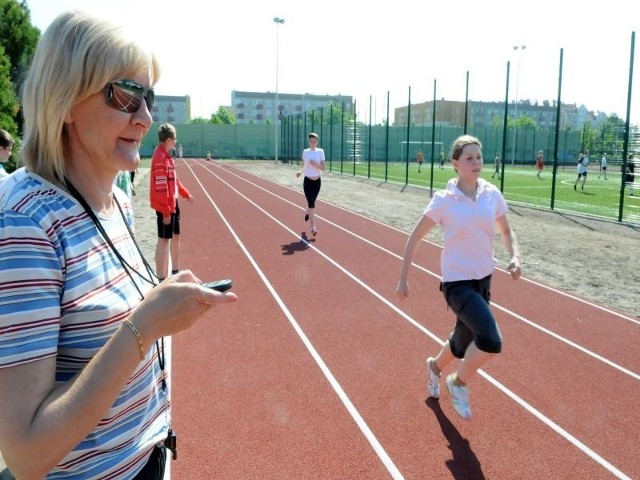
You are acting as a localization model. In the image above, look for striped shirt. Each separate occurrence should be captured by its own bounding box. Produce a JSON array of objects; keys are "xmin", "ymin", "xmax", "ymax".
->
[{"xmin": 0, "ymin": 173, "xmax": 169, "ymax": 479}]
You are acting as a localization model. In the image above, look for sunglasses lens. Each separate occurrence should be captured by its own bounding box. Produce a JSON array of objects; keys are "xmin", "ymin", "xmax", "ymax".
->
[
  {"xmin": 105, "ymin": 81, "xmax": 154, "ymax": 113},
  {"xmin": 144, "ymin": 89, "xmax": 155, "ymax": 111}
]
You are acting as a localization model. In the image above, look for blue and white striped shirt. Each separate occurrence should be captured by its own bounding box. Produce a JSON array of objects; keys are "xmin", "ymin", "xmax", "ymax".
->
[{"xmin": 0, "ymin": 173, "xmax": 168, "ymax": 479}]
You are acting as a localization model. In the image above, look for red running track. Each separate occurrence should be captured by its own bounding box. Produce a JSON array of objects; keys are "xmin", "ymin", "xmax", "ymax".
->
[{"xmin": 167, "ymin": 159, "xmax": 639, "ymax": 480}]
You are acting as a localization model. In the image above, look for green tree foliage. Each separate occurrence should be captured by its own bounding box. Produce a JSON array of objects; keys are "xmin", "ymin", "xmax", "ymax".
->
[
  {"xmin": 306, "ymin": 102, "xmax": 354, "ymax": 126},
  {"xmin": 210, "ymin": 106, "xmax": 235, "ymax": 124},
  {"xmin": 0, "ymin": 0, "xmax": 39, "ymax": 84},
  {"xmin": 191, "ymin": 106, "xmax": 236, "ymax": 124},
  {"xmin": 0, "ymin": 45, "xmax": 19, "ymax": 132},
  {"xmin": 0, "ymin": 0, "xmax": 40, "ymax": 144}
]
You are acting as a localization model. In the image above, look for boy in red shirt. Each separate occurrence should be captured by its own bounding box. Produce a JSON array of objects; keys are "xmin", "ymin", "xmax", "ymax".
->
[{"xmin": 150, "ymin": 123, "xmax": 194, "ymax": 280}]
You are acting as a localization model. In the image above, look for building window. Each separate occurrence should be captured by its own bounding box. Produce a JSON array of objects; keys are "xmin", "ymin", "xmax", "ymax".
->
[{"xmin": 256, "ymin": 114, "xmax": 263, "ymax": 120}]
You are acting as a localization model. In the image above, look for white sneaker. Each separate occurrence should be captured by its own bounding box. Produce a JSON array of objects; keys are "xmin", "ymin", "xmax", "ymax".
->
[
  {"xmin": 426, "ymin": 357, "xmax": 441, "ymax": 399},
  {"xmin": 446, "ymin": 374, "xmax": 472, "ymax": 420}
]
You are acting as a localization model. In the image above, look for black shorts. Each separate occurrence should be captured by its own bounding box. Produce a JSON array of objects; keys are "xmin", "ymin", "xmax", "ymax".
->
[
  {"xmin": 303, "ymin": 176, "xmax": 322, "ymax": 209},
  {"xmin": 440, "ymin": 275, "xmax": 502, "ymax": 358},
  {"xmin": 133, "ymin": 445, "xmax": 166, "ymax": 479},
  {"xmin": 156, "ymin": 202, "xmax": 181, "ymax": 239}
]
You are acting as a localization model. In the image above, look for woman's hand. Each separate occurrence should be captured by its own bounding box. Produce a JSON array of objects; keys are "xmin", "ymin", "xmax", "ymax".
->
[{"xmin": 132, "ymin": 271, "xmax": 237, "ymax": 341}]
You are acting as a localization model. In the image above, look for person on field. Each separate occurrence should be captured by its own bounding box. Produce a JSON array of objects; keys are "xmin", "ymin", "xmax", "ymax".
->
[
  {"xmin": 574, "ymin": 150, "xmax": 589, "ymax": 190},
  {"xmin": 296, "ymin": 132, "xmax": 325, "ymax": 237},
  {"xmin": 417, "ymin": 149, "xmax": 424, "ymax": 173},
  {"xmin": 598, "ymin": 153, "xmax": 608, "ymax": 180},
  {"xmin": 536, "ymin": 150, "xmax": 544, "ymax": 179},
  {"xmin": 491, "ymin": 153, "xmax": 501, "ymax": 179},
  {"xmin": 626, "ymin": 153, "xmax": 635, "ymax": 196},
  {"xmin": 397, "ymin": 134, "xmax": 522, "ymax": 421}
]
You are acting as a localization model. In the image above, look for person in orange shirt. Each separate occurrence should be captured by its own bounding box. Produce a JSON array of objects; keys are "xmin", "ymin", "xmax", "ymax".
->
[
  {"xmin": 150, "ymin": 123, "xmax": 194, "ymax": 280},
  {"xmin": 536, "ymin": 150, "xmax": 545, "ymax": 179},
  {"xmin": 416, "ymin": 149, "xmax": 424, "ymax": 173}
]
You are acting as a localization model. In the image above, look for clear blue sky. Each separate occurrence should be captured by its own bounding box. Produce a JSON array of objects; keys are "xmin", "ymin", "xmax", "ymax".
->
[{"xmin": 26, "ymin": 0, "xmax": 640, "ymax": 124}]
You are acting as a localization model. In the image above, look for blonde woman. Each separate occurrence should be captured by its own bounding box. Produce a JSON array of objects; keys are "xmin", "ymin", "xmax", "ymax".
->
[{"xmin": 0, "ymin": 11, "xmax": 236, "ymax": 478}]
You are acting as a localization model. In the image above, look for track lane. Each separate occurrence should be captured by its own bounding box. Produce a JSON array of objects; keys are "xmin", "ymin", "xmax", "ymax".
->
[{"xmin": 172, "ymin": 160, "xmax": 638, "ymax": 479}]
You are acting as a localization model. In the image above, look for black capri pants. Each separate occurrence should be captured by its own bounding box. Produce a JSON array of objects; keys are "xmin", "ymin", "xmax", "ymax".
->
[
  {"xmin": 440, "ymin": 275, "xmax": 502, "ymax": 358},
  {"xmin": 303, "ymin": 176, "xmax": 321, "ymax": 208}
]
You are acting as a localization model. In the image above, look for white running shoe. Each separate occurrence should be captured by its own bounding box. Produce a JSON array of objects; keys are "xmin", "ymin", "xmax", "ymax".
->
[
  {"xmin": 426, "ymin": 357, "xmax": 441, "ymax": 399},
  {"xmin": 446, "ymin": 374, "xmax": 472, "ymax": 420}
]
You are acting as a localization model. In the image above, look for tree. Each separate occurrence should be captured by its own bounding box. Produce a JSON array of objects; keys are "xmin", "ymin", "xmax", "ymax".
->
[
  {"xmin": 0, "ymin": 45, "xmax": 18, "ymax": 133},
  {"xmin": 307, "ymin": 102, "xmax": 354, "ymax": 126},
  {"xmin": 210, "ymin": 106, "xmax": 235, "ymax": 124},
  {"xmin": 0, "ymin": 0, "xmax": 40, "ymax": 139}
]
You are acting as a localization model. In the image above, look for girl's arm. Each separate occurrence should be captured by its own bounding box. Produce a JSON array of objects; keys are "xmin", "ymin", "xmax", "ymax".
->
[
  {"xmin": 397, "ymin": 215, "xmax": 436, "ymax": 297},
  {"xmin": 496, "ymin": 214, "xmax": 522, "ymax": 280}
]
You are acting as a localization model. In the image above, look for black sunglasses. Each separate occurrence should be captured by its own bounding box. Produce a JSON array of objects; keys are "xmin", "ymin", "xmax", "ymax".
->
[{"xmin": 103, "ymin": 79, "xmax": 155, "ymax": 113}]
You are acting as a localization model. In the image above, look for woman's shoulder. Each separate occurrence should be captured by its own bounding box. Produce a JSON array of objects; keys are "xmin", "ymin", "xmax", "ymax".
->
[{"xmin": 1, "ymin": 173, "xmax": 75, "ymax": 221}]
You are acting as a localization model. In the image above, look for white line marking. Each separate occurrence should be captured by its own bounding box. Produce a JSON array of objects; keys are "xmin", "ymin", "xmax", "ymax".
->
[
  {"xmin": 183, "ymin": 161, "xmax": 405, "ymax": 480},
  {"xmin": 192, "ymin": 161, "xmax": 633, "ymax": 480}
]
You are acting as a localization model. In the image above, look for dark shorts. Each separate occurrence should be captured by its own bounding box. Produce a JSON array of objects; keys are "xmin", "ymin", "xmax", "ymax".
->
[
  {"xmin": 440, "ymin": 275, "xmax": 502, "ymax": 358},
  {"xmin": 156, "ymin": 202, "xmax": 181, "ymax": 239},
  {"xmin": 578, "ymin": 171, "xmax": 587, "ymax": 178},
  {"xmin": 133, "ymin": 445, "xmax": 166, "ymax": 480},
  {"xmin": 303, "ymin": 176, "xmax": 322, "ymax": 209}
]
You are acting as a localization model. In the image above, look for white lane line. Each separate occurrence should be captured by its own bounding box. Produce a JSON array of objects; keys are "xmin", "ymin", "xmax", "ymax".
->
[
  {"xmin": 194, "ymin": 161, "xmax": 633, "ymax": 480},
  {"xmin": 213, "ymin": 163, "xmax": 640, "ymax": 378},
  {"xmin": 183, "ymin": 162, "xmax": 405, "ymax": 480}
]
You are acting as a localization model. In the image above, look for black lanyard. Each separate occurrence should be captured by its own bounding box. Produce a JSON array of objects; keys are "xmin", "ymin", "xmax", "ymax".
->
[{"xmin": 64, "ymin": 178, "xmax": 167, "ymax": 390}]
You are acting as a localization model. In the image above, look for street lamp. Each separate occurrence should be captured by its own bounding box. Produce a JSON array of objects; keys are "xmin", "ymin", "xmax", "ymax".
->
[
  {"xmin": 273, "ymin": 17, "xmax": 285, "ymax": 163},
  {"xmin": 511, "ymin": 44, "xmax": 526, "ymax": 165}
]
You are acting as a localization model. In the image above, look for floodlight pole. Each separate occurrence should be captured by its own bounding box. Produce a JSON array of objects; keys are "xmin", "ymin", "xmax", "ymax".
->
[
  {"xmin": 273, "ymin": 17, "xmax": 285, "ymax": 163},
  {"xmin": 511, "ymin": 45, "xmax": 526, "ymax": 165}
]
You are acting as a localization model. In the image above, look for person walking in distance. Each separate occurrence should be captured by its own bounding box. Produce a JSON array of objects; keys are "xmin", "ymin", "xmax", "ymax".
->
[
  {"xmin": 536, "ymin": 150, "xmax": 545, "ymax": 179},
  {"xmin": 296, "ymin": 132, "xmax": 325, "ymax": 236},
  {"xmin": 417, "ymin": 149, "xmax": 424, "ymax": 173},
  {"xmin": 626, "ymin": 153, "xmax": 635, "ymax": 196},
  {"xmin": 150, "ymin": 123, "xmax": 194, "ymax": 280},
  {"xmin": 574, "ymin": 150, "xmax": 589, "ymax": 190},
  {"xmin": 397, "ymin": 134, "xmax": 522, "ymax": 420},
  {"xmin": 491, "ymin": 153, "xmax": 501, "ymax": 179},
  {"xmin": 598, "ymin": 153, "xmax": 608, "ymax": 180}
]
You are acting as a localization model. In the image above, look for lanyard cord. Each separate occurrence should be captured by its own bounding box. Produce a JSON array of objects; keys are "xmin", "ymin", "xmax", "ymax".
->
[{"xmin": 64, "ymin": 178, "xmax": 167, "ymax": 389}]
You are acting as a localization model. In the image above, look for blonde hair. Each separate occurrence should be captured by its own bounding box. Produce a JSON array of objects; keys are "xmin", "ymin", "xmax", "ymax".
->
[{"xmin": 21, "ymin": 10, "xmax": 160, "ymax": 182}]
